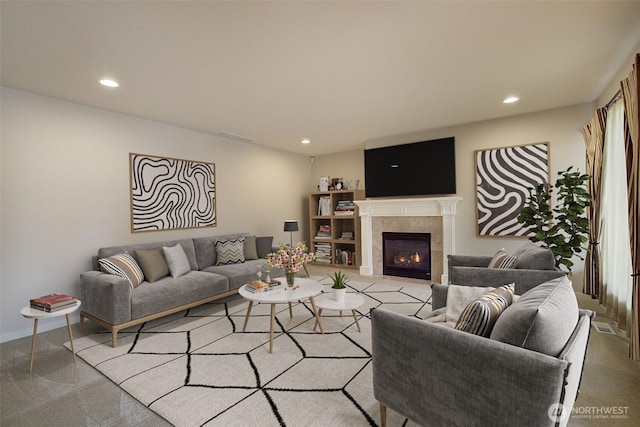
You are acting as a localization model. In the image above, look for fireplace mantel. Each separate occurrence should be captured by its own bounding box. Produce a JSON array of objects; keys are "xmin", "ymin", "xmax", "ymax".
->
[{"xmin": 356, "ymin": 197, "xmax": 461, "ymax": 283}]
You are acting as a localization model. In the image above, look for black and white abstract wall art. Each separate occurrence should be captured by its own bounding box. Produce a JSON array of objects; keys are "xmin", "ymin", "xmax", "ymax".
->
[
  {"xmin": 475, "ymin": 142, "xmax": 549, "ymax": 237},
  {"xmin": 130, "ymin": 153, "xmax": 216, "ymax": 232}
]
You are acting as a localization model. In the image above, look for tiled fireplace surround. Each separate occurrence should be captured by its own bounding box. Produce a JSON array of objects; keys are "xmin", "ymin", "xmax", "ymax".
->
[{"xmin": 356, "ymin": 197, "xmax": 461, "ymax": 284}]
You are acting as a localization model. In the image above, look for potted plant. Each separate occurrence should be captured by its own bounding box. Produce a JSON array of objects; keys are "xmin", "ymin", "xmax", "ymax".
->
[
  {"xmin": 517, "ymin": 166, "xmax": 591, "ymax": 273},
  {"xmin": 265, "ymin": 242, "xmax": 315, "ymax": 288},
  {"xmin": 329, "ymin": 271, "xmax": 347, "ymax": 302}
]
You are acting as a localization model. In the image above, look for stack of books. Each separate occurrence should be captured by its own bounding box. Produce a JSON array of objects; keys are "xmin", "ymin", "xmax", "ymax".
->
[
  {"xmin": 339, "ymin": 231, "xmax": 354, "ymax": 240},
  {"xmin": 315, "ymin": 224, "xmax": 331, "ymax": 239},
  {"xmin": 334, "ymin": 200, "xmax": 355, "ymax": 215},
  {"xmin": 30, "ymin": 293, "xmax": 77, "ymax": 312},
  {"xmin": 314, "ymin": 242, "xmax": 332, "ymax": 263},
  {"xmin": 245, "ymin": 280, "xmax": 282, "ymax": 293}
]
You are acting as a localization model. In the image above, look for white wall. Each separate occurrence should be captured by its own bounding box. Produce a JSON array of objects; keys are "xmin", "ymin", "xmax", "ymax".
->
[
  {"xmin": 313, "ymin": 103, "xmax": 595, "ymax": 289},
  {"xmin": 0, "ymin": 87, "xmax": 312, "ymax": 342}
]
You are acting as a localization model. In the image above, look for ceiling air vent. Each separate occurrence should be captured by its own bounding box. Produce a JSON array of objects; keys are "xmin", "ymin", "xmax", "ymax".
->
[{"xmin": 213, "ymin": 131, "xmax": 256, "ymax": 143}]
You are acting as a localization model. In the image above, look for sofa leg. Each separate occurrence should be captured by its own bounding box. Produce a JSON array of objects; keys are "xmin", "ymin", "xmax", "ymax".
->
[
  {"xmin": 111, "ymin": 331, "xmax": 118, "ymax": 348},
  {"xmin": 380, "ymin": 403, "xmax": 387, "ymax": 427}
]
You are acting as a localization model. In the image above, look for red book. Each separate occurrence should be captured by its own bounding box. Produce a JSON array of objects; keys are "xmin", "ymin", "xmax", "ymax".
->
[{"xmin": 29, "ymin": 293, "xmax": 77, "ymax": 309}]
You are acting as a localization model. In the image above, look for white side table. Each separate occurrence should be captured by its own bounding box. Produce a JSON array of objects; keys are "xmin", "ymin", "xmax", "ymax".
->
[
  {"xmin": 20, "ymin": 300, "xmax": 81, "ymax": 372},
  {"xmin": 239, "ymin": 278, "xmax": 323, "ymax": 353},
  {"xmin": 313, "ymin": 293, "xmax": 365, "ymax": 332}
]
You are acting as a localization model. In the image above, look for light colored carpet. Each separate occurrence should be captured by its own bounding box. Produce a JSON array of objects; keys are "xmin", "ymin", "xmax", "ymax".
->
[{"xmin": 68, "ymin": 275, "xmax": 432, "ymax": 426}]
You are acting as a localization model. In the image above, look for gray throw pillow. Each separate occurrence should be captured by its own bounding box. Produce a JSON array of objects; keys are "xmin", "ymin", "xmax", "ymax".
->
[
  {"xmin": 490, "ymin": 276, "xmax": 578, "ymax": 356},
  {"xmin": 243, "ymin": 236, "xmax": 258, "ymax": 260},
  {"xmin": 256, "ymin": 236, "xmax": 274, "ymax": 258},
  {"xmin": 162, "ymin": 244, "xmax": 191, "ymax": 278},
  {"xmin": 135, "ymin": 247, "xmax": 169, "ymax": 283},
  {"xmin": 512, "ymin": 242, "xmax": 556, "ymax": 270}
]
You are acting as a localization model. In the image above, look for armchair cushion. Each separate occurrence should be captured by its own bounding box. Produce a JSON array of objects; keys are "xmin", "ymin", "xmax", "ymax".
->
[
  {"xmin": 455, "ymin": 284, "xmax": 515, "ymax": 337},
  {"xmin": 490, "ymin": 276, "xmax": 578, "ymax": 357},
  {"xmin": 488, "ymin": 249, "xmax": 517, "ymax": 269},
  {"xmin": 512, "ymin": 242, "xmax": 556, "ymax": 270}
]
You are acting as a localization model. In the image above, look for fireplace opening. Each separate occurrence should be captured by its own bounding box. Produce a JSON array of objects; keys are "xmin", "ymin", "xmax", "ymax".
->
[{"xmin": 382, "ymin": 232, "xmax": 431, "ymax": 280}]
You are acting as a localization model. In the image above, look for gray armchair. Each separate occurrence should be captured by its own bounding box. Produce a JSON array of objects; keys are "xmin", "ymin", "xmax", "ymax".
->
[
  {"xmin": 448, "ymin": 242, "xmax": 565, "ymax": 295},
  {"xmin": 371, "ymin": 276, "xmax": 593, "ymax": 427}
]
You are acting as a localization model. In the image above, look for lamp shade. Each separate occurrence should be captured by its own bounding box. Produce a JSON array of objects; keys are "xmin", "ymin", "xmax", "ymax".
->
[{"xmin": 284, "ymin": 220, "xmax": 299, "ymax": 232}]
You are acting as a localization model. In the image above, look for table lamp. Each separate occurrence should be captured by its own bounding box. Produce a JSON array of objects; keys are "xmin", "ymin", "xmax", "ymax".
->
[{"xmin": 283, "ymin": 220, "xmax": 299, "ymax": 247}]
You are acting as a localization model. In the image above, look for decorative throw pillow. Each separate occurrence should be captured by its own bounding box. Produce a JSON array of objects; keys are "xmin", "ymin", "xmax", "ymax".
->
[
  {"xmin": 444, "ymin": 285, "xmax": 496, "ymax": 324},
  {"xmin": 487, "ymin": 249, "xmax": 508, "ymax": 268},
  {"xmin": 255, "ymin": 236, "xmax": 274, "ymax": 258},
  {"xmin": 162, "ymin": 244, "xmax": 191, "ymax": 278},
  {"xmin": 455, "ymin": 284, "xmax": 515, "ymax": 337},
  {"xmin": 215, "ymin": 238, "xmax": 246, "ymax": 265},
  {"xmin": 488, "ymin": 249, "xmax": 517, "ymax": 269},
  {"xmin": 490, "ymin": 276, "xmax": 578, "ymax": 357},
  {"xmin": 135, "ymin": 247, "xmax": 169, "ymax": 283},
  {"xmin": 243, "ymin": 236, "xmax": 258, "ymax": 260},
  {"xmin": 98, "ymin": 253, "xmax": 144, "ymax": 289}
]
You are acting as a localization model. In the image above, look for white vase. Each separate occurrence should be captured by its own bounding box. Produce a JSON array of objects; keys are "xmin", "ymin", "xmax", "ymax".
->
[{"xmin": 332, "ymin": 287, "xmax": 346, "ymax": 302}]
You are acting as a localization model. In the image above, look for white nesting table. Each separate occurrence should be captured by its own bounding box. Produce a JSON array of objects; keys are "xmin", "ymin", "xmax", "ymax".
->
[
  {"xmin": 20, "ymin": 300, "xmax": 81, "ymax": 372},
  {"xmin": 239, "ymin": 278, "xmax": 323, "ymax": 353},
  {"xmin": 313, "ymin": 293, "xmax": 365, "ymax": 332}
]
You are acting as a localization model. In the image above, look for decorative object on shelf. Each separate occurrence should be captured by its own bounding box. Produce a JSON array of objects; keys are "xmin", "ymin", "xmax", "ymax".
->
[
  {"xmin": 517, "ymin": 166, "xmax": 592, "ymax": 273},
  {"xmin": 283, "ymin": 220, "xmax": 299, "ymax": 247},
  {"xmin": 329, "ymin": 271, "xmax": 347, "ymax": 302},
  {"xmin": 320, "ymin": 176, "xmax": 329, "ymax": 192},
  {"xmin": 475, "ymin": 142, "xmax": 549, "ymax": 236},
  {"xmin": 265, "ymin": 242, "xmax": 316, "ymax": 288},
  {"xmin": 130, "ymin": 153, "xmax": 216, "ymax": 232}
]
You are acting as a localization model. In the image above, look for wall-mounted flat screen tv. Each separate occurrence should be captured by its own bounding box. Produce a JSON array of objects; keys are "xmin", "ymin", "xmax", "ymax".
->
[{"xmin": 364, "ymin": 137, "xmax": 456, "ymax": 198}]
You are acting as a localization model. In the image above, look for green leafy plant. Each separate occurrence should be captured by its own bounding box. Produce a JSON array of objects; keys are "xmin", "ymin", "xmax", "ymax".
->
[
  {"xmin": 329, "ymin": 271, "xmax": 347, "ymax": 289},
  {"xmin": 517, "ymin": 166, "xmax": 592, "ymax": 273}
]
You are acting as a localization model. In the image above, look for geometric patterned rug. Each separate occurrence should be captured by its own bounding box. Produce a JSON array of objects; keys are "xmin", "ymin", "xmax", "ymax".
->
[{"xmin": 68, "ymin": 274, "xmax": 432, "ymax": 427}]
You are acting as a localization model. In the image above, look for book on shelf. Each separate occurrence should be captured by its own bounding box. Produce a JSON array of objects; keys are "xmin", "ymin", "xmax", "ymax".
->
[
  {"xmin": 334, "ymin": 210, "xmax": 355, "ymax": 216},
  {"xmin": 339, "ymin": 231, "xmax": 354, "ymax": 240},
  {"xmin": 335, "ymin": 249, "xmax": 356, "ymax": 266},
  {"xmin": 318, "ymin": 196, "xmax": 331, "ymax": 216},
  {"xmin": 29, "ymin": 293, "xmax": 77, "ymax": 310}
]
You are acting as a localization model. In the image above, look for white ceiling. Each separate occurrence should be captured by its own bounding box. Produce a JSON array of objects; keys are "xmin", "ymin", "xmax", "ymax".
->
[{"xmin": 2, "ymin": 1, "xmax": 640, "ymax": 156}]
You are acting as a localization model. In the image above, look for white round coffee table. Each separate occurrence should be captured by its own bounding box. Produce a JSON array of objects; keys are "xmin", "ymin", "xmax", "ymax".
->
[
  {"xmin": 239, "ymin": 278, "xmax": 323, "ymax": 353},
  {"xmin": 313, "ymin": 293, "xmax": 365, "ymax": 332},
  {"xmin": 20, "ymin": 300, "xmax": 81, "ymax": 372}
]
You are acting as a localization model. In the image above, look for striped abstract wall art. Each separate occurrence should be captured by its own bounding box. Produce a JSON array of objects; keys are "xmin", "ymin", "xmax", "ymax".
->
[
  {"xmin": 475, "ymin": 142, "xmax": 549, "ymax": 236},
  {"xmin": 130, "ymin": 153, "xmax": 216, "ymax": 232}
]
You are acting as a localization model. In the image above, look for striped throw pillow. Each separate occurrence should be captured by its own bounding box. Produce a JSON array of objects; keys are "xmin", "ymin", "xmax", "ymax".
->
[
  {"xmin": 487, "ymin": 249, "xmax": 508, "ymax": 268},
  {"xmin": 215, "ymin": 238, "xmax": 245, "ymax": 265},
  {"xmin": 454, "ymin": 284, "xmax": 515, "ymax": 337},
  {"xmin": 98, "ymin": 253, "xmax": 144, "ymax": 289}
]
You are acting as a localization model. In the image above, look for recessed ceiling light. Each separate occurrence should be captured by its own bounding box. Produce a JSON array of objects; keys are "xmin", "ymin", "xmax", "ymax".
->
[
  {"xmin": 503, "ymin": 96, "xmax": 519, "ymax": 104},
  {"xmin": 100, "ymin": 79, "xmax": 119, "ymax": 88},
  {"xmin": 301, "ymin": 138, "xmax": 311, "ymax": 144}
]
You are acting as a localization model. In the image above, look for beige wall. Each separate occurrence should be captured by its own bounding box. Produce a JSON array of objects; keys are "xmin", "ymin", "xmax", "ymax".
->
[
  {"xmin": 0, "ymin": 87, "xmax": 312, "ymax": 341},
  {"xmin": 313, "ymin": 103, "xmax": 595, "ymax": 289},
  {"xmin": 597, "ymin": 43, "xmax": 640, "ymax": 107}
]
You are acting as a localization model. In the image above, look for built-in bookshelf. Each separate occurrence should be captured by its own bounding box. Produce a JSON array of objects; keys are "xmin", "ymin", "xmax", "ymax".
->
[{"xmin": 309, "ymin": 190, "xmax": 363, "ymax": 269}]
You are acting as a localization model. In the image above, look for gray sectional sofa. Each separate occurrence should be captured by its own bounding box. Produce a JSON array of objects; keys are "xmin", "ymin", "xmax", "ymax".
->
[{"xmin": 80, "ymin": 232, "xmax": 281, "ymax": 347}]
